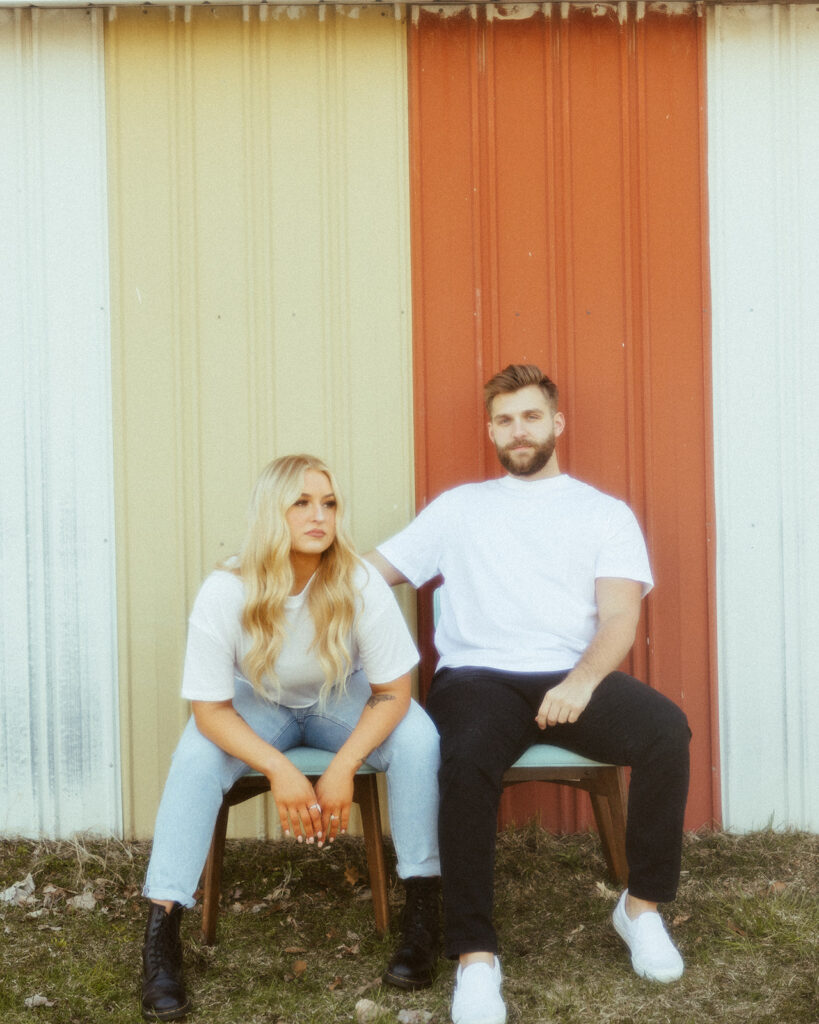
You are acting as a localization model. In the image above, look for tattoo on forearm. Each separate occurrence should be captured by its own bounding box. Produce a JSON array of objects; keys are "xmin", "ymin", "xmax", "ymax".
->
[{"xmin": 366, "ymin": 693, "xmax": 397, "ymax": 709}]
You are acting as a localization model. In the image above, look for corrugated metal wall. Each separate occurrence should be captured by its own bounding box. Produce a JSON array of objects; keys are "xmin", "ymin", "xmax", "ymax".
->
[
  {"xmin": 4, "ymin": 2, "xmax": 819, "ymax": 840},
  {"xmin": 708, "ymin": 4, "xmax": 819, "ymax": 831},
  {"xmin": 105, "ymin": 5, "xmax": 415, "ymax": 838},
  {"xmin": 0, "ymin": 9, "xmax": 121, "ymax": 836},
  {"xmin": 408, "ymin": 3, "xmax": 717, "ymax": 831}
]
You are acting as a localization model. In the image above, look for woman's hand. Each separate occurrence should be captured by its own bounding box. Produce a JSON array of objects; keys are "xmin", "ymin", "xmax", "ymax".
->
[
  {"xmin": 192, "ymin": 700, "xmax": 325, "ymax": 844},
  {"xmin": 268, "ymin": 759, "xmax": 324, "ymax": 845},
  {"xmin": 314, "ymin": 763, "xmax": 355, "ymax": 844},
  {"xmin": 311, "ymin": 674, "xmax": 411, "ymax": 845}
]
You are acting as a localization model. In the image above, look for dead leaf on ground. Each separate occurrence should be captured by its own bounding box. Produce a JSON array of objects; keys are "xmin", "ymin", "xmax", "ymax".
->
[
  {"xmin": 672, "ymin": 913, "xmax": 692, "ymax": 926},
  {"xmin": 292, "ymin": 959, "xmax": 308, "ymax": 977},
  {"xmin": 67, "ymin": 891, "xmax": 97, "ymax": 911},
  {"xmin": 344, "ymin": 865, "xmax": 360, "ymax": 886},
  {"xmin": 768, "ymin": 881, "xmax": 787, "ymax": 894},
  {"xmin": 594, "ymin": 881, "xmax": 619, "ymax": 900},
  {"xmin": 725, "ymin": 920, "xmax": 748, "ymax": 937},
  {"xmin": 1, "ymin": 875, "xmax": 35, "ymax": 906},
  {"xmin": 284, "ymin": 946, "xmax": 307, "ymax": 954},
  {"xmin": 351, "ymin": 976, "xmax": 383, "ymax": 998},
  {"xmin": 328, "ymin": 976, "xmax": 344, "ymax": 991}
]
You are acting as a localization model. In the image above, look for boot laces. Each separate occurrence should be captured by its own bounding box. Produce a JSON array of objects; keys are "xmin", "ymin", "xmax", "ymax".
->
[
  {"xmin": 145, "ymin": 909, "xmax": 182, "ymax": 976},
  {"xmin": 401, "ymin": 884, "xmax": 436, "ymax": 945}
]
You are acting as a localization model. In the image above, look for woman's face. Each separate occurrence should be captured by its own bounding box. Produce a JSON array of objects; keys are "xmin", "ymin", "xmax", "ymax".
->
[{"xmin": 285, "ymin": 469, "xmax": 337, "ymax": 558}]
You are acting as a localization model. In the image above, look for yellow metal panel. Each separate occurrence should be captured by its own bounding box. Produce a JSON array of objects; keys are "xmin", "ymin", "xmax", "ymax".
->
[{"xmin": 106, "ymin": 5, "xmax": 413, "ymax": 838}]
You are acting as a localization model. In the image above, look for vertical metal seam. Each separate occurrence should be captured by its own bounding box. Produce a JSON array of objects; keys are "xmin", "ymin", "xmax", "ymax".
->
[
  {"xmin": 543, "ymin": 6, "xmax": 561, "ymax": 377},
  {"xmin": 557, "ymin": 4, "xmax": 576, "ymax": 461},
  {"xmin": 695, "ymin": 3, "xmax": 721, "ymax": 826},
  {"xmin": 469, "ymin": 10, "xmax": 486, "ymax": 442},
  {"xmin": 407, "ymin": 9, "xmax": 429, "ymax": 510},
  {"xmin": 482, "ymin": 9, "xmax": 501, "ymax": 395},
  {"xmin": 617, "ymin": 5, "xmax": 648, "ymax": 682},
  {"xmin": 241, "ymin": 7, "xmax": 258, "ymax": 476}
]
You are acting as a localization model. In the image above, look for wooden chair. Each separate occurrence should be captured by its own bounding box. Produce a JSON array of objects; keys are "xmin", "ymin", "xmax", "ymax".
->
[
  {"xmin": 502, "ymin": 744, "xmax": 629, "ymax": 885},
  {"xmin": 199, "ymin": 746, "xmax": 389, "ymax": 945},
  {"xmin": 431, "ymin": 589, "xmax": 629, "ymax": 885}
]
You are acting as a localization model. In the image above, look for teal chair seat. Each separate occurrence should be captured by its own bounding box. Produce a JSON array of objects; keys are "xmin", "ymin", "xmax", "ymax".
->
[{"xmin": 200, "ymin": 747, "xmax": 388, "ymax": 944}]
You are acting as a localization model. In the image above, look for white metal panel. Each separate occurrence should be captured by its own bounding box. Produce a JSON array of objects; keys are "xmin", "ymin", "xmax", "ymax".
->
[
  {"xmin": 0, "ymin": 8, "xmax": 121, "ymax": 837},
  {"xmin": 708, "ymin": 4, "xmax": 819, "ymax": 830}
]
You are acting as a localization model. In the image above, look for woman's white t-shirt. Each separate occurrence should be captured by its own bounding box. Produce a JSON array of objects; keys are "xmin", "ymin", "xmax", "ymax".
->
[{"xmin": 181, "ymin": 562, "xmax": 418, "ymax": 707}]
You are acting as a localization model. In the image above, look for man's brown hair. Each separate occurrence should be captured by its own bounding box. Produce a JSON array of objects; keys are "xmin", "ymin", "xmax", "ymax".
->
[{"xmin": 484, "ymin": 363, "xmax": 559, "ymax": 415}]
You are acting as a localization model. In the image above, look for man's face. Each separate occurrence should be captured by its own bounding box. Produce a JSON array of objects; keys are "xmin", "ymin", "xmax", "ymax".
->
[{"xmin": 487, "ymin": 385, "xmax": 565, "ymax": 479}]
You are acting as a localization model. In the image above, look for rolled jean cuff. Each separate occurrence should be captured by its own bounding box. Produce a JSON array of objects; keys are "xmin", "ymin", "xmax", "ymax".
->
[
  {"xmin": 396, "ymin": 858, "xmax": 441, "ymax": 881},
  {"xmin": 142, "ymin": 884, "xmax": 196, "ymax": 910}
]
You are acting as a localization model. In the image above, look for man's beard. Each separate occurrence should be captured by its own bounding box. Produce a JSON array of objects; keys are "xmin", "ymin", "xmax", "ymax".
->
[{"xmin": 495, "ymin": 435, "xmax": 556, "ymax": 477}]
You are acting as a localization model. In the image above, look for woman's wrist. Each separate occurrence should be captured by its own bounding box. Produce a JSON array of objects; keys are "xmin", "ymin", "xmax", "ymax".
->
[{"xmin": 329, "ymin": 749, "xmax": 365, "ymax": 776}]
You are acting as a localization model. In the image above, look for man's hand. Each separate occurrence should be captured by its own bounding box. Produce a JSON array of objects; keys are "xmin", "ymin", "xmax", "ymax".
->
[
  {"xmin": 535, "ymin": 577, "xmax": 643, "ymax": 729},
  {"xmin": 535, "ymin": 674, "xmax": 597, "ymax": 728}
]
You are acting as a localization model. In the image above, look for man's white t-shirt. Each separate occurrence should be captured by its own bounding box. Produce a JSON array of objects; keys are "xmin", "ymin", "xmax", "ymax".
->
[
  {"xmin": 181, "ymin": 562, "xmax": 419, "ymax": 706},
  {"xmin": 377, "ymin": 474, "xmax": 653, "ymax": 675}
]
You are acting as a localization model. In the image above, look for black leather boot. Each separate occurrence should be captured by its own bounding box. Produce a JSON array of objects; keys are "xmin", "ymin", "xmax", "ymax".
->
[
  {"xmin": 141, "ymin": 902, "xmax": 191, "ymax": 1021},
  {"xmin": 382, "ymin": 876, "xmax": 440, "ymax": 990}
]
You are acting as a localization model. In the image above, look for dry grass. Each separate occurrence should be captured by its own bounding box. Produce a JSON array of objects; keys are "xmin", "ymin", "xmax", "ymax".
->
[{"xmin": 1, "ymin": 827, "xmax": 817, "ymax": 1024}]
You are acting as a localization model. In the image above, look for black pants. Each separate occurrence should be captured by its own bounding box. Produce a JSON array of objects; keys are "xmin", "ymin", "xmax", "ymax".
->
[{"xmin": 425, "ymin": 666, "xmax": 691, "ymax": 958}]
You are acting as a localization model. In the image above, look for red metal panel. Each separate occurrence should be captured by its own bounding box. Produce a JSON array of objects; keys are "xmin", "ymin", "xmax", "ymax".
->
[{"xmin": 409, "ymin": 5, "xmax": 717, "ymax": 831}]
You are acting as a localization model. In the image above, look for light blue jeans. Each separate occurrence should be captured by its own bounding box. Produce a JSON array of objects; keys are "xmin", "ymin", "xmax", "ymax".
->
[{"xmin": 143, "ymin": 670, "xmax": 441, "ymax": 907}]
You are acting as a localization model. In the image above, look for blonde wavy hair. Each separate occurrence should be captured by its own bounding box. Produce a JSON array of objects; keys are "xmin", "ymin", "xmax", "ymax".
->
[{"xmin": 232, "ymin": 454, "xmax": 361, "ymax": 703}]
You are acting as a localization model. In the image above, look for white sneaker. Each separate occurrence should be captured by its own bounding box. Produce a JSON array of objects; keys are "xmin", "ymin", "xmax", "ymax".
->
[
  {"xmin": 451, "ymin": 957, "xmax": 507, "ymax": 1024},
  {"xmin": 612, "ymin": 890, "xmax": 684, "ymax": 983}
]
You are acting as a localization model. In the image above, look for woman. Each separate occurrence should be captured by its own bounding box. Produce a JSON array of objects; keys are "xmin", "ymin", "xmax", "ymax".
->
[{"xmin": 140, "ymin": 455, "xmax": 441, "ymax": 1021}]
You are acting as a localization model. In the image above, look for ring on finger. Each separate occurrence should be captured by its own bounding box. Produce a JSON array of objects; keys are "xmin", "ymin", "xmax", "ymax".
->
[{"xmin": 309, "ymin": 803, "xmax": 321, "ymax": 811}]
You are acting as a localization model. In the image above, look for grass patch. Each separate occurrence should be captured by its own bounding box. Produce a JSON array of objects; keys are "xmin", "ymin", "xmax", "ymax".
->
[{"xmin": 1, "ymin": 828, "xmax": 817, "ymax": 1023}]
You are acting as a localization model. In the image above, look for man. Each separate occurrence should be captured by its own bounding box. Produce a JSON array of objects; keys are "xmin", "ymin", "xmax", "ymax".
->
[{"xmin": 366, "ymin": 364, "xmax": 691, "ymax": 1024}]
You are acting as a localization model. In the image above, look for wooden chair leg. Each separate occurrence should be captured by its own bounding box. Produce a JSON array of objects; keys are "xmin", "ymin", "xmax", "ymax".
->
[
  {"xmin": 200, "ymin": 799, "xmax": 231, "ymax": 945},
  {"xmin": 354, "ymin": 774, "xmax": 390, "ymax": 936},
  {"xmin": 587, "ymin": 767, "xmax": 629, "ymax": 887}
]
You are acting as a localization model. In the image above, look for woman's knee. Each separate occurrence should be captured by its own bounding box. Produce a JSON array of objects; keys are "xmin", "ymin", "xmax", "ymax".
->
[{"xmin": 384, "ymin": 701, "xmax": 440, "ymax": 770}]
